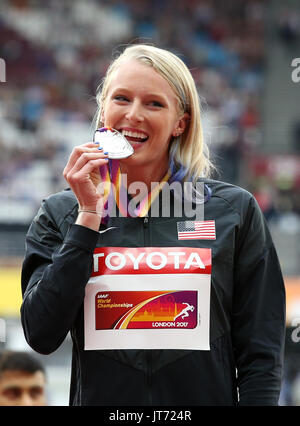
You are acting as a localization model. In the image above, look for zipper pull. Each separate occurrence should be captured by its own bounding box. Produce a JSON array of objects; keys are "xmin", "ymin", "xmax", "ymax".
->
[{"xmin": 143, "ymin": 216, "xmax": 149, "ymax": 227}]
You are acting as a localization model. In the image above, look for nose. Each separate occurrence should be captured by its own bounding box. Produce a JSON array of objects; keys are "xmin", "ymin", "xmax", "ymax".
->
[
  {"xmin": 125, "ymin": 99, "xmax": 144, "ymax": 124},
  {"xmin": 19, "ymin": 392, "xmax": 34, "ymax": 406}
]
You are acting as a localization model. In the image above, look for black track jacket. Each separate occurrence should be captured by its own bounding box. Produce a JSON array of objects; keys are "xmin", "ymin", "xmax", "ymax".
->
[{"xmin": 21, "ymin": 179, "xmax": 286, "ymax": 406}]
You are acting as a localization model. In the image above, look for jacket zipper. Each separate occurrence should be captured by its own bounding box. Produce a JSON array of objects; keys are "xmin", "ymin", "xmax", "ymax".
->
[
  {"xmin": 143, "ymin": 216, "xmax": 150, "ymax": 245},
  {"xmin": 143, "ymin": 216, "xmax": 152, "ymax": 403},
  {"xmin": 146, "ymin": 350, "xmax": 153, "ymax": 405}
]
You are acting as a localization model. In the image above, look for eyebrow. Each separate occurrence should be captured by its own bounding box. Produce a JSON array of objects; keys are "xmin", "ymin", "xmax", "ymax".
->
[{"xmin": 109, "ymin": 87, "xmax": 170, "ymax": 101}]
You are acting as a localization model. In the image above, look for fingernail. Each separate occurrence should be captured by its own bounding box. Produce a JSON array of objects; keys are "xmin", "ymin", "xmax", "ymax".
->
[
  {"xmin": 94, "ymin": 141, "xmax": 99, "ymax": 144},
  {"xmin": 104, "ymin": 152, "xmax": 109, "ymax": 155},
  {"xmin": 98, "ymin": 147, "xmax": 103, "ymax": 150}
]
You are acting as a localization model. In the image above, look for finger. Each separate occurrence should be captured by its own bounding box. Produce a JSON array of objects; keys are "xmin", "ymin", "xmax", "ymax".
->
[
  {"xmin": 65, "ymin": 154, "xmax": 109, "ymax": 185},
  {"xmin": 63, "ymin": 144, "xmax": 104, "ymax": 178},
  {"xmin": 64, "ymin": 144, "xmax": 102, "ymax": 171},
  {"xmin": 70, "ymin": 151, "xmax": 108, "ymax": 175},
  {"xmin": 67, "ymin": 158, "xmax": 109, "ymax": 189}
]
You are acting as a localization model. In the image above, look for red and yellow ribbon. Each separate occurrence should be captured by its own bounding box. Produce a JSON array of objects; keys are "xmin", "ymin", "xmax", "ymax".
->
[{"xmin": 99, "ymin": 160, "xmax": 171, "ymax": 219}]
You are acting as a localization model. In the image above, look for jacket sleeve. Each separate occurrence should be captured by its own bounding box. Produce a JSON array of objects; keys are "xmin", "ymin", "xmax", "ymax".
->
[
  {"xmin": 232, "ymin": 195, "xmax": 286, "ymax": 406},
  {"xmin": 21, "ymin": 201, "xmax": 99, "ymax": 354}
]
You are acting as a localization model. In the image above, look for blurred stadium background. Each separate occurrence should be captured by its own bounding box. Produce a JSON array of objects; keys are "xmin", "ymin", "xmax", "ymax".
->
[{"xmin": 0, "ymin": 0, "xmax": 300, "ymax": 406}]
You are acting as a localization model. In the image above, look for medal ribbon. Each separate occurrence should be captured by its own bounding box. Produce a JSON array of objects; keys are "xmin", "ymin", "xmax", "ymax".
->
[{"xmin": 99, "ymin": 160, "xmax": 171, "ymax": 219}]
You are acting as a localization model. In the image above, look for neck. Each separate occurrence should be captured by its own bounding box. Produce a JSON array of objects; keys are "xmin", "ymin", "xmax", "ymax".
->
[{"xmin": 119, "ymin": 162, "xmax": 169, "ymax": 192}]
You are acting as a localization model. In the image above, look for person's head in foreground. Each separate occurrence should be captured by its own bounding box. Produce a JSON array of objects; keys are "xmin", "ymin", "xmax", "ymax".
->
[{"xmin": 0, "ymin": 351, "xmax": 46, "ymax": 406}]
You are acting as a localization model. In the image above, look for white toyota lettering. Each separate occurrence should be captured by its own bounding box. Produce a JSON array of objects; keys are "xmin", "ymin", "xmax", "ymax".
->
[
  {"xmin": 93, "ymin": 253, "xmax": 104, "ymax": 272},
  {"xmin": 93, "ymin": 251, "xmax": 206, "ymax": 273},
  {"xmin": 168, "ymin": 252, "xmax": 185, "ymax": 269},
  {"xmin": 146, "ymin": 252, "xmax": 167, "ymax": 270},
  {"xmin": 105, "ymin": 252, "xmax": 126, "ymax": 270},
  {"xmin": 184, "ymin": 252, "xmax": 205, "ymax": 269},
  {"xmin": 126, "ymin": 252, "xmax": 145, "ymax": 269}
]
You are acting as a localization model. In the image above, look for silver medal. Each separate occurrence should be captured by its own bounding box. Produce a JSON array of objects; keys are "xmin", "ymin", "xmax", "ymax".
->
[{"xmin": 93, "ymin": 127, "xmax": 134, "ymax": 159}]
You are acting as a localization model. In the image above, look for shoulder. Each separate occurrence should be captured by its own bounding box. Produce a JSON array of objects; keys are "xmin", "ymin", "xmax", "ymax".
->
[
  {"xmin": 202, "ymin": 178, "xmax": 253, "ymax": 204},
  {"xmin": 35, "ymin": 188, "xmax": 78, "ymax": 232},
  {"xmin": 201, "ymin": 179, "xmax": 274, "ymax": 255},
  {"xmin": 200, "ymin": 178, "xmax": 262, "ymax": 224},
  {"xmin": 42, "ymin": 188, "xmax": 77, "ymax": 213}
]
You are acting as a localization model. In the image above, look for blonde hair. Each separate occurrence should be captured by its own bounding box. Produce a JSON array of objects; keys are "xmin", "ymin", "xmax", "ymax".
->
[{"xmin": 94, "ymin": 44, "xmax": 214, "ymax": 182}]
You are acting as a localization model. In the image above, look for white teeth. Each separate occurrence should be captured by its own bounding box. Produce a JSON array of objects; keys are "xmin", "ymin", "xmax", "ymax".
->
[{"xmin": 121, "ymin": 129, "xmax": 148, "ymax": 139}]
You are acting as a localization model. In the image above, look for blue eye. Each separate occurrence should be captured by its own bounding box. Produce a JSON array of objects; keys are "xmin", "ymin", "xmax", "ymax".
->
[
  {"xmin": 114, "ymin": 96, "xmax": 129, "ymax": 102},
  {"xmin": 150, "ymin": 101, "xmax": 163, "ymax": 107}
]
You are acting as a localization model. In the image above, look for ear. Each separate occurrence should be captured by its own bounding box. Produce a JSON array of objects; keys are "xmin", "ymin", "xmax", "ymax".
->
[{"xmin": 172, "ymin": 113, "xmax": 190, "ymax": 137}]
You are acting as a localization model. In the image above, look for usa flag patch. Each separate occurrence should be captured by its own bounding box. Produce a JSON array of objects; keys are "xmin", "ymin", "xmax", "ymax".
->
[{"xmin": 177, "ymin": 220, "xmax": 216, "ymax": 240}]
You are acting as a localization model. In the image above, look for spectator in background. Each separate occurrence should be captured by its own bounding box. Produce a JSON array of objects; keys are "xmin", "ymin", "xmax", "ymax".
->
[
  {"xmin": 278, "ymin": 8, "xmax": 300, "ymax": 48},
  {"xmin": 293, "ymin": 119, "xmax": 300, "ymax": 154},
  {"xmin": 0, "ymin": 350, "xmax": 47, "ymax": 406}
]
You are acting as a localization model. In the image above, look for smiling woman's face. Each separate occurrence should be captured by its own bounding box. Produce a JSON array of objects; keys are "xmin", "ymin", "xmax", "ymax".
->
[{"xmin": 102, "ymin": 60, "xmax": 187, "ymax": 175}]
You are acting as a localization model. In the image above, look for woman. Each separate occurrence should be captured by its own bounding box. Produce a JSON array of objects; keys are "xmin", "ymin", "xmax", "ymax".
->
[{"xmin": 21, "ymin": 44, "xmax": 285, "ymax": 406}]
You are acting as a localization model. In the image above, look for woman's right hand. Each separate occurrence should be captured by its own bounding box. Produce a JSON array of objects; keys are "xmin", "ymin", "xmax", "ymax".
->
[{"xmin": 63, "ymin": 142, "xmax": 109, "ymax": 229}]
